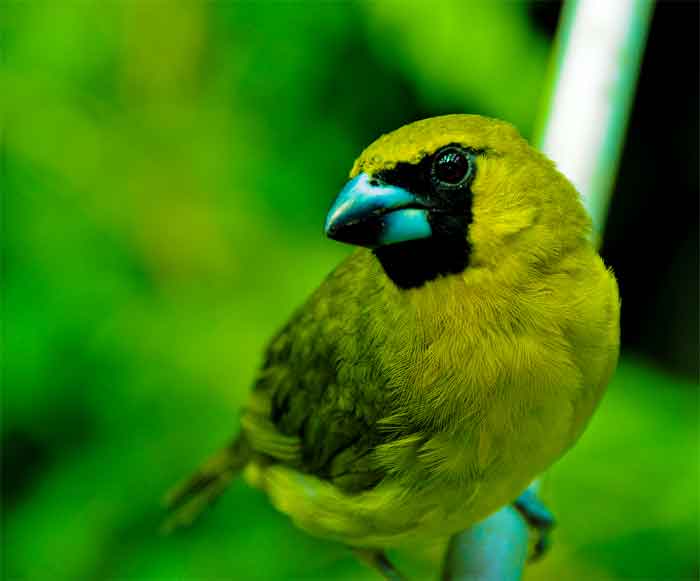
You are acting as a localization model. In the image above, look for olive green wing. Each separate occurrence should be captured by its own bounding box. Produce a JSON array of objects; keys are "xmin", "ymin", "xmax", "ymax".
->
[
  {"xmin": 163, "ymin": 252, "xmax": 394, "ymax": 531},
  {"xmin": 242, "ymin": 252, "xmax": 395, "ymax": 493}
]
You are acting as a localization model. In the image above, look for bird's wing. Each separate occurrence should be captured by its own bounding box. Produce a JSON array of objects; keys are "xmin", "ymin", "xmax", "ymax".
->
[
  {"xmin": 242, "ymin": 250, "xmax": 397, "ymax": 493},
  {"xmin": 163, "ymin": 251, "xmax": 401, "ymax": 532}
]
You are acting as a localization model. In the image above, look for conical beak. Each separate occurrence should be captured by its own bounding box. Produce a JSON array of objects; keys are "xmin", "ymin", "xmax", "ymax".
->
[{"xmin": 324, "ymin": 173, "xmax": 431, "ymax": 248}]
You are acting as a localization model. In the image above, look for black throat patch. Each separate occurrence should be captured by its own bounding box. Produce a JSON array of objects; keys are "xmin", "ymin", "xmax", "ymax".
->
[{"xmin": 373, "ymin": 233, "xmax": 471, "ymax": 290}]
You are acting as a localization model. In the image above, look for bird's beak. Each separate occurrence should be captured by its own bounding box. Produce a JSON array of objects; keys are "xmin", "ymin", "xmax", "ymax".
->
[{"xmin": 324, "ymin": 173, "xmax": 432, "ymax": 248}]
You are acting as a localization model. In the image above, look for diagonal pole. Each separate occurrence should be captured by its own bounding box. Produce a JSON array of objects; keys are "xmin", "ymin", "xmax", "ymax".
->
[
  {"xmin": 442, "ymin": 1, "xmax": 653, "ymax": 579},
  {"xmin": 538, "ymin": 0, "xmax": 655, "ymax": 242}
]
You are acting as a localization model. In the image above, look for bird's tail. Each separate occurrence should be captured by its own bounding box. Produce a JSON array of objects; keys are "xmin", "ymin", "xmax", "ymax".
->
[{"xmin": 161, "ymin": 436, "xmax": 250, "ymax": 534}]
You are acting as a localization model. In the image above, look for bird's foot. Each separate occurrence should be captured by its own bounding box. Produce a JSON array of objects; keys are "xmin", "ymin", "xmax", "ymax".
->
[
  {"xmin": 353, "ymin": 548, "xmax": 405, "ymax": 581},
  {"xmin": 513, "ymin": 488, "xmax": 556, "ymax": 561}
]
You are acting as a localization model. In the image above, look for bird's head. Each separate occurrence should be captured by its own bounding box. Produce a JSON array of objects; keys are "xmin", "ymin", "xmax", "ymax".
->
[{"xmin": 325, "ymin": 115, "xmax": 591, "ymax": 289}]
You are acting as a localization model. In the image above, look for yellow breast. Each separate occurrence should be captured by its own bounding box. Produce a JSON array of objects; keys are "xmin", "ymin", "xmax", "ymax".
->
[{"xmin": 245, "ymin": 247, "xmax": 619, "ymax": 547}]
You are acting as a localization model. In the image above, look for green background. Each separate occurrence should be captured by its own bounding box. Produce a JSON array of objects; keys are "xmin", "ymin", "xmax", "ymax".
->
[{"xmin": 2, "ymin": 2, "xmax": 698, "ymax": 579}]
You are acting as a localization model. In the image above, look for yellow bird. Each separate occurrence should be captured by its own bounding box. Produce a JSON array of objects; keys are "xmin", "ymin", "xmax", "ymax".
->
[{"xmin": 165, "ymin": 114, "xmax": 620, "ymax": 577}]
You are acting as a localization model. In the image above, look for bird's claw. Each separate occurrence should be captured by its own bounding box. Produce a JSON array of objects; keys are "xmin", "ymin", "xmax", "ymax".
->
[{"xmin": 513, "ymin": 488, "xmax": 556, "ymax": 561}]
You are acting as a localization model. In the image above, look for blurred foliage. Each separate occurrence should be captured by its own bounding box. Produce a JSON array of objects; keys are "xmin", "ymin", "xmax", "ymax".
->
[{"xmin": 1, "ymin": 1, "xmax": 697, "ymax": 580}]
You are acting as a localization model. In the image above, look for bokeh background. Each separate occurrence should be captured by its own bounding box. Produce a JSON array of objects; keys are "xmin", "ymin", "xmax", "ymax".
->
[{"xmin": 2, "ymin": 1, "xmax": 698, "ymax": 579}]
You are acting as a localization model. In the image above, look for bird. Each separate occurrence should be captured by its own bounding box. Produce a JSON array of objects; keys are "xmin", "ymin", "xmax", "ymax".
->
[{"xmin": 163, "ymin": 114, "xmax": 620, "ymax": 578}]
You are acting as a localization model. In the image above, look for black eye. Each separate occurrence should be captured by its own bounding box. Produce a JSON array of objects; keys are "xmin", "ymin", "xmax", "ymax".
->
[{"xmin": 432, "ymin": 147, "xmax": 471, "ymax": 187}]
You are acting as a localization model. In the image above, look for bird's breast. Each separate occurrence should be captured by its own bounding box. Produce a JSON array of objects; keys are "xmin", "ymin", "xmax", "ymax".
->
[{"xmin": 366, "ymin": 267, "xmax": 589, "ymax": 484}]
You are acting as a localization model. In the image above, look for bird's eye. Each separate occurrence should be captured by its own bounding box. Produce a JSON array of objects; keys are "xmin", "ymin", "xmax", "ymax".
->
[{"xmin": 432, "ymin": 147, "xmax": 471, "ymax": 187}]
